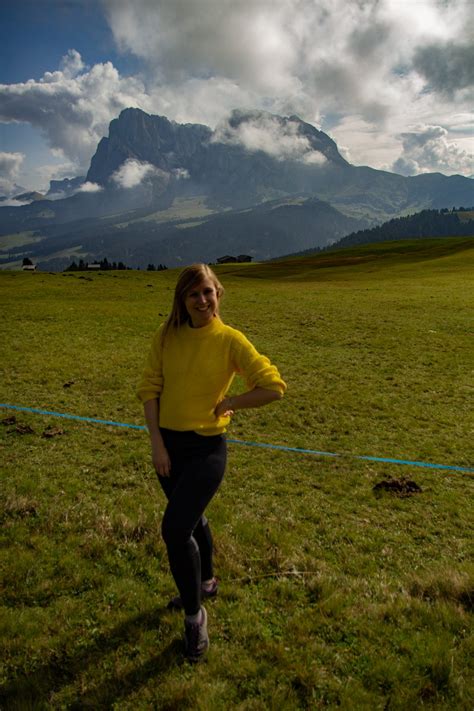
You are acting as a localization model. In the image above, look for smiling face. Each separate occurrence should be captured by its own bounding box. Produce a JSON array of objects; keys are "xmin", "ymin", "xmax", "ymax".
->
[{"xmin": 184, "ymin": 277, "xmax": 219, "ymax": 328}]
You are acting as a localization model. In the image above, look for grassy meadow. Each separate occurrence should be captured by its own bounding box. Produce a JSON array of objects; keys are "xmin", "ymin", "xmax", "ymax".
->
[{"xmin": 1, "ymin": 237, "xmax": 473, "ymax": 709}]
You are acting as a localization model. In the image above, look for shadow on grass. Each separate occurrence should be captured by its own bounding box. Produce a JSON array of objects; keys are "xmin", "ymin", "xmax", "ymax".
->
[{"xmin": 0, "ymin": 606, "xmax": 183, "ymax": 708}]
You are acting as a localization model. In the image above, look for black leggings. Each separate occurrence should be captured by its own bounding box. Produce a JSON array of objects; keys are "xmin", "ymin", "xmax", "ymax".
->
[{"xmin": 158, "ymin": 428, "xmax": 227, "ymax": 615}]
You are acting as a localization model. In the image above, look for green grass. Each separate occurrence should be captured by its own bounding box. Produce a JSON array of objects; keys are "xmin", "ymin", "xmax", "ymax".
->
[
  {"xmin": 1, "ymin": 238, "xmax": 473, "ymax": 709},
  {"xmin": 116, "ymin": 196, "xmax": 218, "ymax": 229},
  {"xmin": 0, "ymin": 231, "xmax": 44, "ymax": 252}
]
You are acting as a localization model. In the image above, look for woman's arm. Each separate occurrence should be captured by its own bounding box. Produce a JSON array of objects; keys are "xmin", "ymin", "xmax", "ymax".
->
[
  {"xmin": 143, "ymin": 398, "xmax": 171, "ymax": 477},
  {"xmin": 215, "ymin": 386, "xmax": 282, "ymax": 418}
]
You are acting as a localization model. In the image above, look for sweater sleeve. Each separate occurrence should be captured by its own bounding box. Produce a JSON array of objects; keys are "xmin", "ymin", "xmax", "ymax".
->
[
  {"xmin": 136, "ymin": 326, "xmax": 165, "ymax": 403},
  {"xmin": 231, "ymin": 330, "xmax": 286, "ymax": 395}
]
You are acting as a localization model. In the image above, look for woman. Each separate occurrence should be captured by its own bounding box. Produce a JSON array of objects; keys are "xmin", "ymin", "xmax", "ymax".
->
[{"xmin": 137, "ymin": 264, "xmax": 286, "ymax": 662}]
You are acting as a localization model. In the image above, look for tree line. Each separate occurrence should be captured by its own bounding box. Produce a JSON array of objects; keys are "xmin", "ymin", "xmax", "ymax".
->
[
  {"xmin": 329, "ymin": 207, "xmax": 474, "ymax": 251},
  {"xmin": 63, "ymin": 258, "xmax": 168, "ymax": 271}
]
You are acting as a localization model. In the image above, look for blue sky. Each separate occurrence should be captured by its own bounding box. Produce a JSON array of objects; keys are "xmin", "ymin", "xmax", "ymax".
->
[
  {"xmin": 0, "ymin": 0, "xmax": 472, "ymax": 195},
  {"xmin": 0, "ymin": 0, "xmax": 140, "ymax": 192}
]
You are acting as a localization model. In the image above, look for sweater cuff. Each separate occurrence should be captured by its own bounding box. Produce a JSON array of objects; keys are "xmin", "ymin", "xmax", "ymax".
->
[{"xmin": 137, "ymin": 391, "xmax": 160, "ymax": 403}]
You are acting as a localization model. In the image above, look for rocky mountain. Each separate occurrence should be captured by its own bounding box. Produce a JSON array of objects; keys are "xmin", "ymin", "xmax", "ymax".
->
[
  {"xmin": 0, "ymin": 108, "xmax": 473, "ymax": 270},
  {"xmin": 85, "ymin": 108, "xmax": 473, "ymax": 218},
  {"xmin": 47, "ymin": 176, "xmax": 85, "ymax": 197}
]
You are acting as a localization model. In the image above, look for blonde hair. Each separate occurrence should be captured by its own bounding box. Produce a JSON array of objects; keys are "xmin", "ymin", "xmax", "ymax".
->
[{"xmin": 162, "ymin": 264, "xmax": 224, "ymax": 340}]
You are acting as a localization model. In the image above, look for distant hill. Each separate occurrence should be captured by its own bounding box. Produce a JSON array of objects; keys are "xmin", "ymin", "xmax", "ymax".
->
[
  {"xmin": 229, "ymin": 237, "xmax": 474, "ymax": 281},
  {"xmin": 275, "ymin": 209, "xmax": 474, "ymax": 260},
  {"xmin": 0, "ymin": 195, "xmax": 366, "ymax": 271},
  {"xmin": 0, "ymin": 191, "xmax": 45, "ymax": 204},
  {"xmin": 330, "ymin": 208, "xmax": 474, "ymax": 250}
]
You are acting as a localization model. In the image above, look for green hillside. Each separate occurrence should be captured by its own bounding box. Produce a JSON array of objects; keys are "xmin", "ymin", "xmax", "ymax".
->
[
  {"xmin": 222, "ymin": 236, "xmax": 474, "ymax": 280},
  {"xmin": 1, "ymin": 241, "xmax": 473, "ymax": 709}
]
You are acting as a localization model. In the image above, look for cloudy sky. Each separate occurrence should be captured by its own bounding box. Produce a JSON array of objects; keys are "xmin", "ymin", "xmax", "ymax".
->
[{"xmin": 0, "ymin": 0, "xmax": 472, "ymax": 194}]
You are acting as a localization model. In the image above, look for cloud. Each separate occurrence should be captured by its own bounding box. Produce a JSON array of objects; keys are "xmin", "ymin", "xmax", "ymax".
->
[
  {"xmin": 77, "ymin": 181, "xmax": 103, "ymax": 193},
  {"xmin": 111, "ymin": 159, "xmax": 160, "ymax": 188},
  {"xmin": 0, "ymin": 198, "xmax": 32, "ymax": 207},
  {"xmin": 213, "ymin": 112, "xmax": 327, "ymax": 165},
  {"xmin": 412, "ymin": 42, "xmax": 474, "ymax": 97},
  {"xmin": 0, "ymin": 50, "xmax": 152, "ymax": 170},
  {"xmin": 1, "ymin": 1, "xmax": 473, "ymax": 184},
  {"xmin": 172, "ymin": 168, "xmax": 190, "ymax": 180},
  {"xmin": 103, "ymin": 0, "xmax": 471, "ymax": 119},
  {"xmin": 392, "ymin": 125, "xmax": 473, "ymax": 176},
  {"xmin": 99, "ymin": 0, "xmax": 473, "ymax": 176},
  {"xmin": 0, "ymin": 151, "xmax": 25, "ymax": 195}
]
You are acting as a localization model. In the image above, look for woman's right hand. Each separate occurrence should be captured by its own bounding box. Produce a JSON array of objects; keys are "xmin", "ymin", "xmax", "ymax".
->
[{"xmin": 151, "ymin": 442, "xmax": 171, "ymax": 477}]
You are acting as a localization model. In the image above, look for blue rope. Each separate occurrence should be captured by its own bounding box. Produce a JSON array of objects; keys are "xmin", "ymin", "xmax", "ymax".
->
[{"xmin": 1, "ymin": 403, "xmax": 473, "ymax": 473}]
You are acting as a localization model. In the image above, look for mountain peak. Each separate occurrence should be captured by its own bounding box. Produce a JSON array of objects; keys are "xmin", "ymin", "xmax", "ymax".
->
[{"xmin": 87, "ymin": 108, "xmax": 347, "ymax": 193}]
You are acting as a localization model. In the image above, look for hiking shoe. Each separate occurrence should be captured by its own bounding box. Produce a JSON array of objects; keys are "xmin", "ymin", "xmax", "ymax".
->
[
  {"xmin": 167, "ymin": 578, "xmax": 218, "ymax": 611},
  {"xmin": 184, "ymin": 606, "xmax": 209, "ymax": 662}
]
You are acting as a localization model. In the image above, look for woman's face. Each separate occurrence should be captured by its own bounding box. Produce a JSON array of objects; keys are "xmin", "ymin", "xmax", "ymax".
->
[{"xmin": 184, "ymin": 277, "xmax": 219, "ymax": 328}]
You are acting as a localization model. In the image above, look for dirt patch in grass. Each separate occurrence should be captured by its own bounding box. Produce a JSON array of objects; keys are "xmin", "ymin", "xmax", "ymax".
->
[
  {"xmin": 42, "ymin": 426, "xmax": 65, "ymax": 438},
  {"xmin": 373, "ymin": 477, "xmax": 422, "ymax": 497},
  {"xmin": 1, "ymin": 415, "xmax": 17, "ymax": 426},
  {"xmin": 7, "ymin": 423, "xmax": 35, "ymax": 435}
]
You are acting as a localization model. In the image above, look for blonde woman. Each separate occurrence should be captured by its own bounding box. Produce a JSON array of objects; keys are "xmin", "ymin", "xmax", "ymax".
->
[{"xmin": 138, "ymin": 264, "xmax": 286, "ymax": 662}]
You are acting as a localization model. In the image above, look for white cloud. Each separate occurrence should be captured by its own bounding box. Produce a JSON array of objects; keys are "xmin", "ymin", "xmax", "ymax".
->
[
  {"xmin": 1, "ymin": 0, "xmax": 473, "ymax": 185},
  {"xmin": 102, "ymin": 0, "xmax": 473, "ymax": 176},
  {"xmin": 31, "ymin": 159, "xmax": 82, "ymax": 196},
  {"xmin": 0, "ymin": 197, "xmax": 32, "ymax": 207},
  {"xmin": 59, "ymin": 49, "xmax": 86, "ymax": 79},
  {"xmin": 172, "ymin": 168, "xmax": 190, "ymax": 180},
  {"xmin": 111, "ymin": 159, "xmax": 159, "ymax": 188},
  {"xmin": 212, "ymin": 112, "xmax": 327, "ymax": 165},
  {"xmin": 0, "ymin": 151, "xmax": 25, "ymax": 195},
  {"xmin": 103, "ymin": 0, "xmax": 471, "ymax": 116},
  {"xmin": 0, "ymin": 50, "xmax": 152, "ymax": 171},
  {"xmin": 77, "ymin": 181, "xmax": 103, "ymax": 193},
  {"xmin": 392, "ymin": 125, "xmax": 473, "ymax": 176}
]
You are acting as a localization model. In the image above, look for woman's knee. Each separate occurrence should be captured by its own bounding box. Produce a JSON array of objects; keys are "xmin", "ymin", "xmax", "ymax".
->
[{"xmin": 161, "ymin": 514, "xmax": 190, "ymax": 548}]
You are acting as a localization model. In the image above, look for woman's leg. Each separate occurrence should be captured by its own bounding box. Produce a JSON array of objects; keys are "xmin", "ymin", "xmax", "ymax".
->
[
  {"xmin": 158, "ymin": 433, "xmax": 226, "ymax": 616},
  {"xmin": 193, "ymin": 514, "xmax": 214, "ymax": 583},
  {"xmin": 159, "ymin": 473, "xmax": 215, "ymax": 585}
]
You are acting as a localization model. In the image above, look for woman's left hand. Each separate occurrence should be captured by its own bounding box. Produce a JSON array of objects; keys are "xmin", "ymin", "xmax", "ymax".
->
[{"xmin": 214, "ymin": 397, "xmax": 235, "ymax": 419}]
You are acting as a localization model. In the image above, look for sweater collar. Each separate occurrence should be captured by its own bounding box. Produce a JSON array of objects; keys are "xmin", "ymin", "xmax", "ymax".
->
[{"xmin": 185, "ymin": 315, "xmax": 221, "ymax": 337}]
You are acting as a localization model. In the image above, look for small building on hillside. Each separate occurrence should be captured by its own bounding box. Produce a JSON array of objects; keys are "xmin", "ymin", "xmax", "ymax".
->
[
  {"xmin": 22, "ymin": 264, "xmax": 37, "ymax": 271},
  {"xmin": 87, "ymin": 263, "xmax": 101, "ymax": 270}
]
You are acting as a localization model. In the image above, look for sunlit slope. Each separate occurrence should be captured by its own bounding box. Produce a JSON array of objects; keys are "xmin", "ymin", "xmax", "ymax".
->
[{"xmin": 215, "ymin": 237, "xmax": 474, "ymax": 280}]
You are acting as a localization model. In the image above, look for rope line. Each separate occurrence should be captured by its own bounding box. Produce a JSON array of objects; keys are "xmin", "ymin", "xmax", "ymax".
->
[{"xmin": 1, "ymin": 403, "xmax": 473, "ymax": 474}]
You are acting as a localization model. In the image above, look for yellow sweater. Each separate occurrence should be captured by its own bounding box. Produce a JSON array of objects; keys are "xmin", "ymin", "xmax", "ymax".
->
[{"xmin": 137, "ymin": 317, "xmax": 286, "ymax": 435}]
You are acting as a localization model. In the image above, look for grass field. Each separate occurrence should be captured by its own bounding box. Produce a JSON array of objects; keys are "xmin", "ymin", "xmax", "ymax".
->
[{"xmin": 1, "ymin": 237, "xmax": 473, "ymax": 709}]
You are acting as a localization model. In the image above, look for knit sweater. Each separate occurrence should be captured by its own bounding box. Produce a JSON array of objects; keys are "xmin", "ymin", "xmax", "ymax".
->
[{"xmin": 137, "ymin": 316, "xmax": 286, "ymax": 435}]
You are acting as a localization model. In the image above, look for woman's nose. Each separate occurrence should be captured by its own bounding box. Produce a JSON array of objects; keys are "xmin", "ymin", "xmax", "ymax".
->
[{"xmin": 197, "ymin": 292, "xmax": 206, "ymax": 303}]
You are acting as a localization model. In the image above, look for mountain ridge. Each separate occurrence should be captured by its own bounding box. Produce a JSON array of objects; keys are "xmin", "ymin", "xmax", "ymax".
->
[{"xmin": 0, "ymin": 108, "xmax": 472, "ymax": 269}]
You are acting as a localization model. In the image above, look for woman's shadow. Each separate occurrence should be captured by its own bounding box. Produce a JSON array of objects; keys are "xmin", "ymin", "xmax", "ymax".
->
[{"xmin": 0, "ymin": 605, "xmax": 185, "ymax": 708}]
